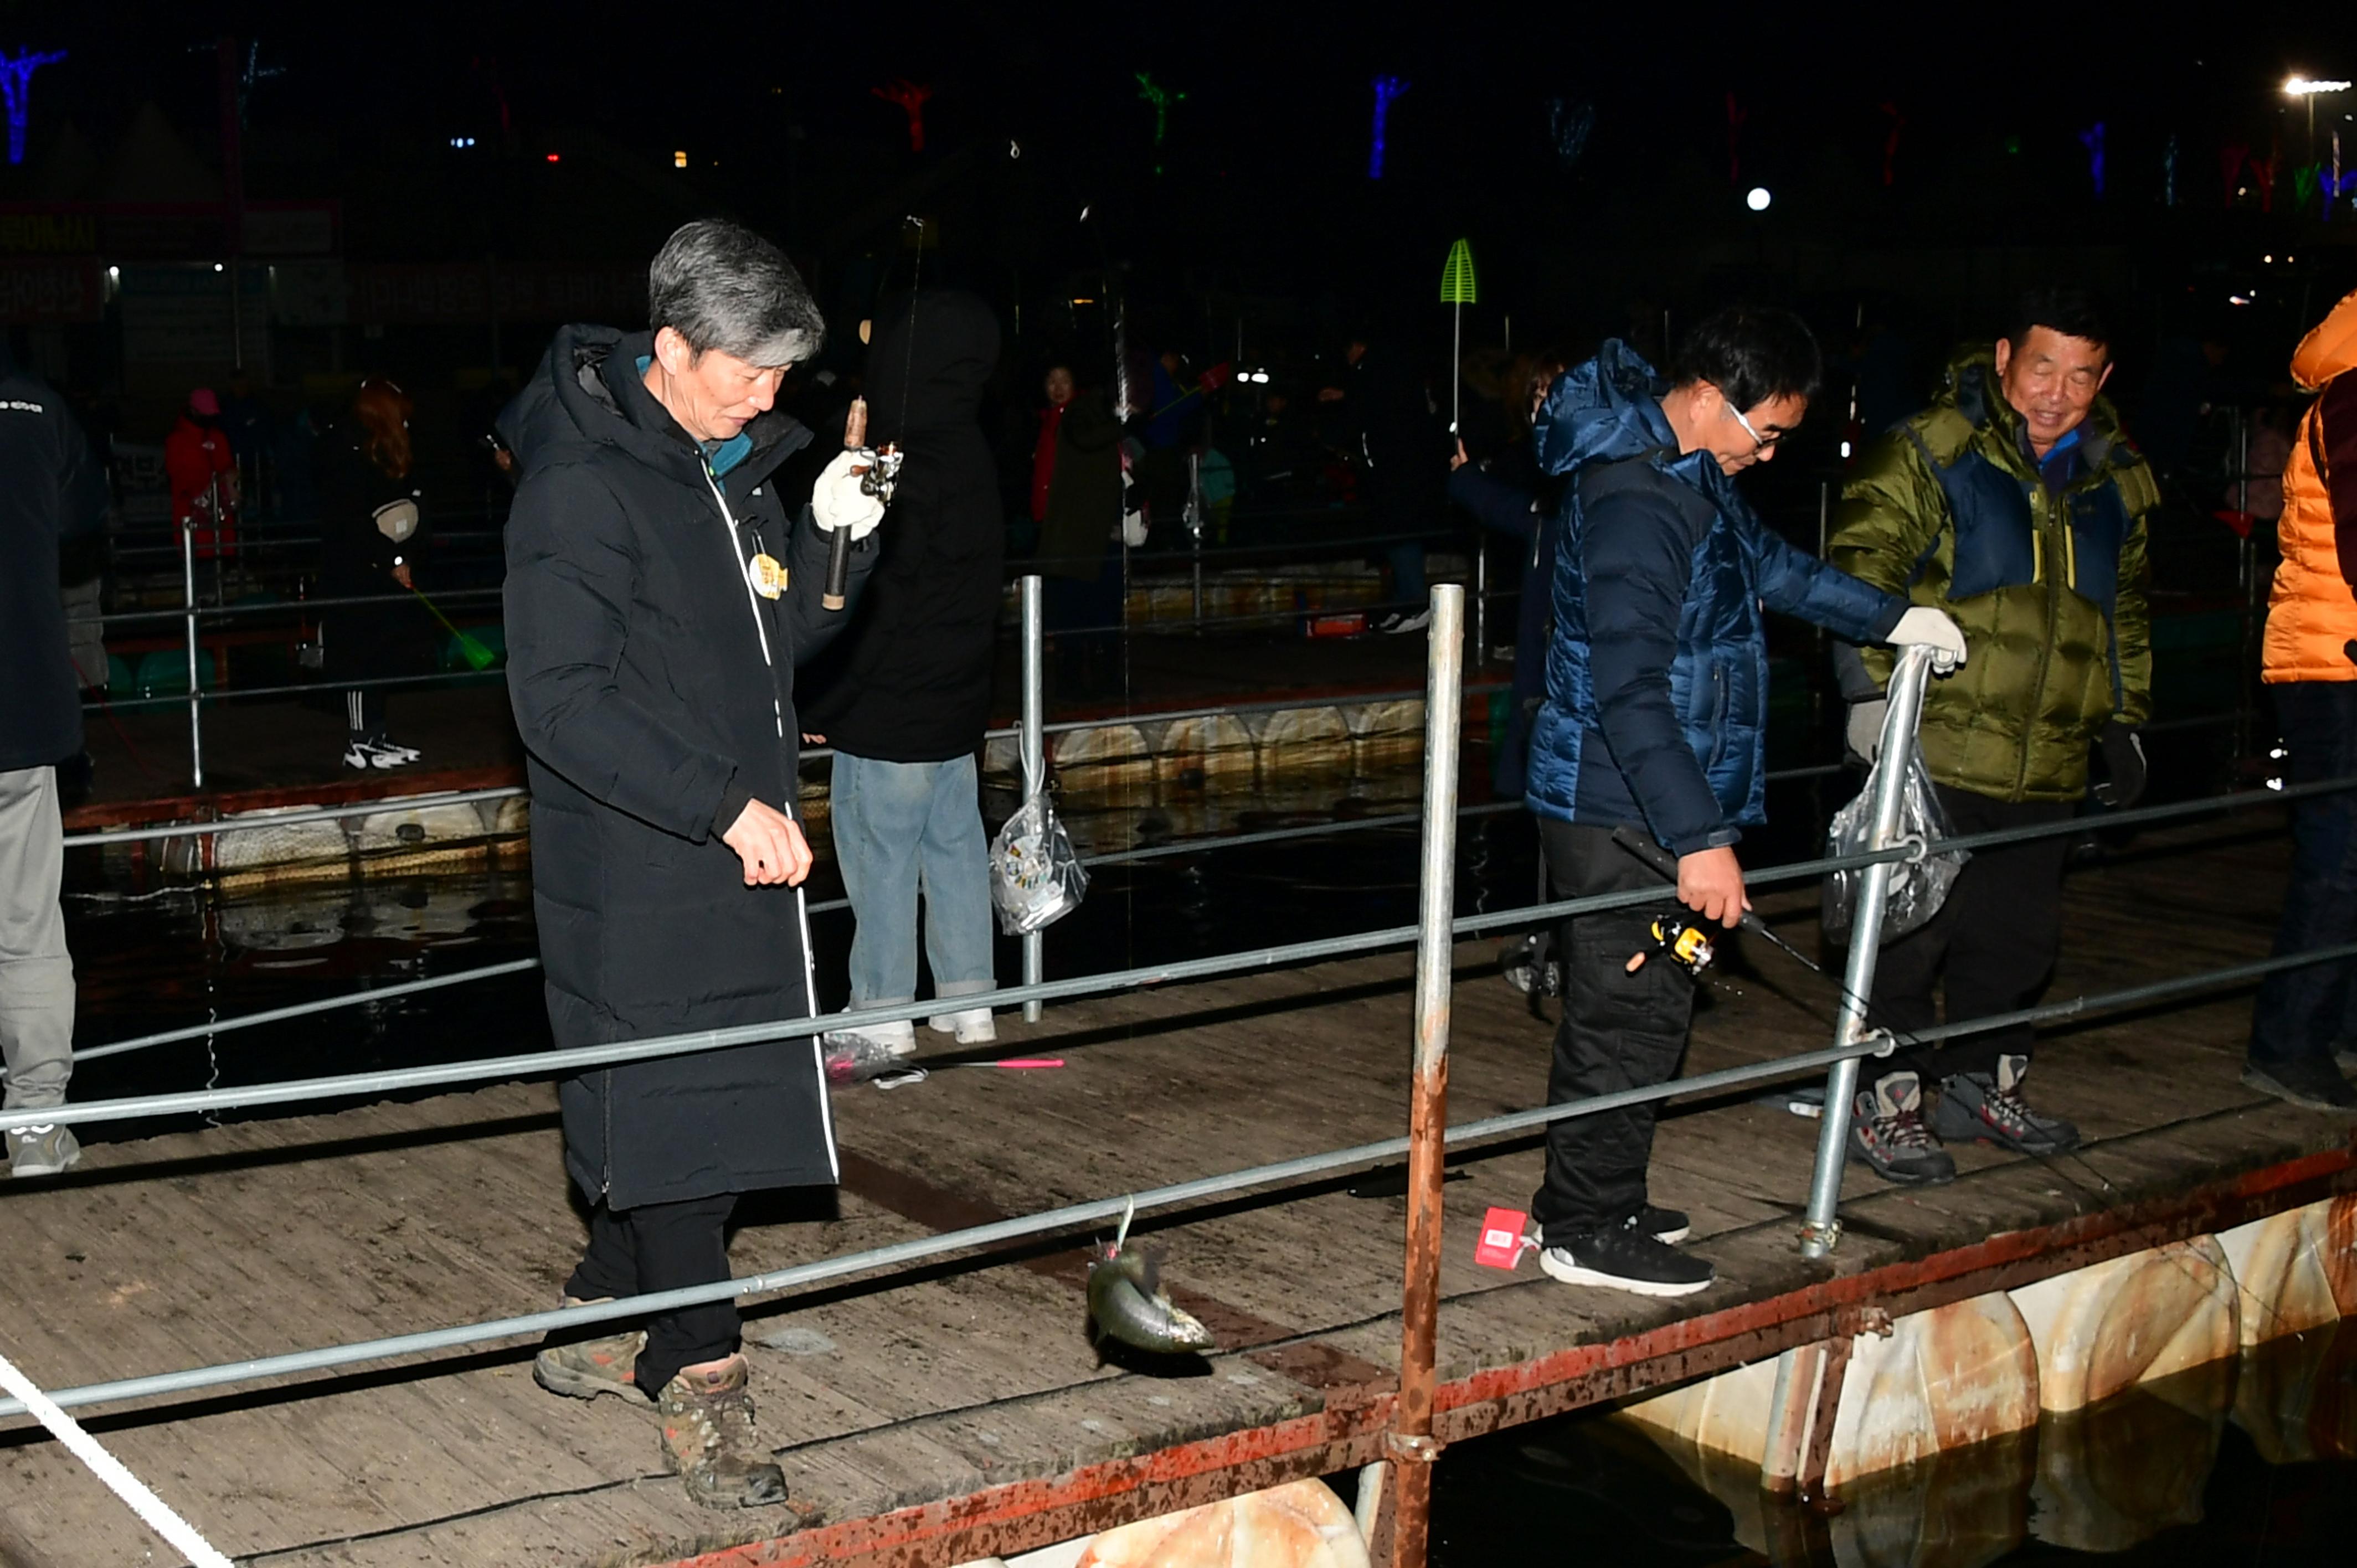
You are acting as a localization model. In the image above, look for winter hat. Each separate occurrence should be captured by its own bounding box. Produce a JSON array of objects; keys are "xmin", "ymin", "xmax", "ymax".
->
[{"xmin": 188, "ymin": 388, "xmax": 220, "ymax": 417}]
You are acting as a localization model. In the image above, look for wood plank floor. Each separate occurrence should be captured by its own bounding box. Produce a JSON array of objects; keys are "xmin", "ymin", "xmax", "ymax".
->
[{"xmin": 0, "ymin": 817, "xmax": 2345, "ymax": 1566}]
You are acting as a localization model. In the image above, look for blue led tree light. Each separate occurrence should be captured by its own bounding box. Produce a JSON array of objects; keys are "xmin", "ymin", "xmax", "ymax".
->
[
  {"xmin": 0, "ymin": 48, "xmax": 65, "ymax": 167},
  {"xmin": 1370, "ymin": 76, "xmax": 1408, "ymax": 179}
]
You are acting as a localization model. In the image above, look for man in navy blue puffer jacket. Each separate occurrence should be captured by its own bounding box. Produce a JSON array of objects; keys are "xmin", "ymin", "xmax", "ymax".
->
[{"xmin": 1521, "ymin": 307, "xmax": 1967, "ymax": 1297}]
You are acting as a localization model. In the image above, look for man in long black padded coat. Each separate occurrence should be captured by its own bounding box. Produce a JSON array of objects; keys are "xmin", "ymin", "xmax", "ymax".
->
[{"xmin": 501, "ymin": 220, "xmax": 882, "ymax": 1510}]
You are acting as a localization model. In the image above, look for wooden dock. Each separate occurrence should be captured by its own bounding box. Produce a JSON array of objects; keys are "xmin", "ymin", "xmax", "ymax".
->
[{"xmin": 0, "ymin": 816, "xmax": 2349, "ymax": 1566}]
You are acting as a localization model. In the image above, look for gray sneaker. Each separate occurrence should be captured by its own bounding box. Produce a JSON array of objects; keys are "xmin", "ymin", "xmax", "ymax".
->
[
  {"xmin": 1932, "ymin": 1054, "xmax": 2082, "ymax": 1154},
  {"xmin": 7, "ymin": 1122, "xmax": 81, "ymax": 1178},
  {"xmin": 1846, "ymin": 1071, "xmax": 1957, "ymax": 1185}
]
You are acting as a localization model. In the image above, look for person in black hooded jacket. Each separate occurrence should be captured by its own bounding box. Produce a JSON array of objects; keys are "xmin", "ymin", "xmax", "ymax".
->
[
  {"xmin": 800, "ymin": 290, "xmax": 1005, "ymax": 1050},
  {"xmin": 0, "ymin": 352, "xmax": 104, "ymax": 1178},
  {"xmin": 500, "ymin": 221, "xmax": 881, "ymax": 1511}
]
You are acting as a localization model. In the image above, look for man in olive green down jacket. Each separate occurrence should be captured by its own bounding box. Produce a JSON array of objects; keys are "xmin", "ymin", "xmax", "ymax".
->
[{"xmin": 1829, "ymin": 286, "xmax": 2155, "ymax": 1185}]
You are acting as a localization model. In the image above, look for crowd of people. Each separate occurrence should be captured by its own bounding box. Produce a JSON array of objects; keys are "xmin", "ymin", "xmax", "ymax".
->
[{"xmin": 2, "ymin": 217, "xmax": 2354, "ymax": 1509}]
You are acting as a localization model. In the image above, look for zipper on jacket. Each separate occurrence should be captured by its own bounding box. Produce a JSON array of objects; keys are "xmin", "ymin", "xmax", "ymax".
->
[
  {"xmin": 2019, "ymin": 489, "xmax": 2061, "ymax": 799},
  {"xmin": 700, "ymin": 463, "xmax": 788, "ymax": 742}
]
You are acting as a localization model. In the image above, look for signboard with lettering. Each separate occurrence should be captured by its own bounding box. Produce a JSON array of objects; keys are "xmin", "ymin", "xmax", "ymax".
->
[{"xmin": 0, "ymin": 257, "xmax": 101, "ymax": 322}]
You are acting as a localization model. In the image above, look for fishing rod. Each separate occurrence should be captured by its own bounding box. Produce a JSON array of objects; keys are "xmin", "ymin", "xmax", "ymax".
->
[{"xmin": 1608, "ymin": 826, "xmax": 1917, "ymax": 1050}]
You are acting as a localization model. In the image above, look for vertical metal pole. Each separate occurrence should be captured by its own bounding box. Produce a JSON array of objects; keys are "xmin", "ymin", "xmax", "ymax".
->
[
  {"xmin": 1186, "ymin": 452, "xmax": 1205, "ymax": 634},
  {"xmin": 1798, "ymin": 646, "xmax": 1934, "ymax": 1258},
  {"xmin": 1020, "ymin": 575, "xmax": 1046, "ymax": 1023},
  {"xmin": 182, "ymin": 523, "xmax": 205, "ymax": 790},
  {"xmin": 1388, "ymin": 584, "xmax": 1463, "ymax": 1568},
  {"xmin": 1473, "ymin": 541, "xmax": 1489, "ymax": 668}
]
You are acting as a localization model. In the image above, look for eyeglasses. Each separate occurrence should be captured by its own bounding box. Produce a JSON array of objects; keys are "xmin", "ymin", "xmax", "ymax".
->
[{"xmin": 1725, "ymin": 401, "xmax": 1785, "ymax": 452}]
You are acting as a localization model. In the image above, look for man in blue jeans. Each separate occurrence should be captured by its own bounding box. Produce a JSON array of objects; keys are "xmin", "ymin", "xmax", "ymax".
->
[{"xmin": 799, "ymin": 290, "xmax": 1005, "ymax": 1050}]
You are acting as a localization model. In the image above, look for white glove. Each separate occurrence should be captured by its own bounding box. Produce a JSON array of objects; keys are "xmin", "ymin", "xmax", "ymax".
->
[
  {"xmin": 811, "ymin": 449, "xmax": 886, "ymax": 539},
  {"xmin": 1846, "ymin": 699, "xmax": 1888, "ymax": 765},
  {"xmin": 1888, "ymin": 606, "xmax": 1969, "ymax": 674}
]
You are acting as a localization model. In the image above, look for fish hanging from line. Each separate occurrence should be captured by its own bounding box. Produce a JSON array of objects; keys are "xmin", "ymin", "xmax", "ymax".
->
[{"xmin": 1087, "ymin": 1197, "xmax": 1214, "ymax": 1357}]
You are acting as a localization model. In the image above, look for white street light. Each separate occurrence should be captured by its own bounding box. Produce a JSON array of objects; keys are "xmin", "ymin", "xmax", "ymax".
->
[
  {"xmin": 2286, "ymin": 77, "xmax": 2351, "ymax": 163},
  {"xmin": 1746, "ymin": 186, "xmax": 1772, "ymax": 212}
]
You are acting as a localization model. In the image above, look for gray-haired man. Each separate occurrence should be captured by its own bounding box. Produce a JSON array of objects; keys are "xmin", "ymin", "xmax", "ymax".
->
[{"xmin": 500, "ymin": 219, "xmax": 883, "ymax": 1509}]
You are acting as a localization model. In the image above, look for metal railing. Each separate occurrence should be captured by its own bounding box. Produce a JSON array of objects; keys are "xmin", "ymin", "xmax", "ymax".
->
[{"xmin": 3, "ymin": 579, "xmax": 2346, "ymax": 1565}]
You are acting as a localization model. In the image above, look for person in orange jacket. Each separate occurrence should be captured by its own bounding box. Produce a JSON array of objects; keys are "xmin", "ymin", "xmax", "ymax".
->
[
  {"xmin": 2247, "ymin": 286, "xmax": 2357, "ymax": 1111},
  {"xmin": 164, "ymin": 387, "xmax": 239, "ymax": 560}
]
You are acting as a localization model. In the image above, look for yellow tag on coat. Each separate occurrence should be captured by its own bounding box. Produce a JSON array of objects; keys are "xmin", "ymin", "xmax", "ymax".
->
[{"xmin": 749, "ymin": 553, "xmax": 786, "ymax": 599}]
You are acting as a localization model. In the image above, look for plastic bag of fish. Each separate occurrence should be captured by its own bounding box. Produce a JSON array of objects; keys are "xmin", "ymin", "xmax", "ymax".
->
[
  {"xmin": 989, "ymin": 790, "xmax": 1088, "ymax": 935},
  {"xmin": 1821, "ymin": 737, "xmax": 1969, "ymax": 944}
]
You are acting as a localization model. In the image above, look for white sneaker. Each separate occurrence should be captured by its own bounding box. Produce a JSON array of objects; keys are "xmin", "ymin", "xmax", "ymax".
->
[
  {"xmin": 822, "ymin": 1019, "xmax": 917, "ymax": 1059},
  {"xmin": 373, "ymin": 735, "xmax": 423, "ymax": 763},
  {"xmin": 343, "ymin": 737, "xmax": 412, "ymax": 770},
  {"xmin": 927, "ymin": 1007, "xmax": 997, "ymax": 1044},
  {"xmin": 8, "ymin": 1123, "xmax": 82, "ymax": 1178}
]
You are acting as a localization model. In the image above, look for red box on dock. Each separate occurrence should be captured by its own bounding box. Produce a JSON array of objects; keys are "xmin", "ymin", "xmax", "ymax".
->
[{"xmin": 1474, "ymin": 1206, "xmax": 1529, "ymax": 1270}]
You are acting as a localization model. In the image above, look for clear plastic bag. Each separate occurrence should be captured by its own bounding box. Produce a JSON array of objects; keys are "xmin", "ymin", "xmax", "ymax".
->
[
  {"xmin": 990, "ymin": 790, "xmax": 1089, "ymax": 935},
  {"xmin": 1821, "ymin": 739, "xmax": 1969, "ymax": 943}
]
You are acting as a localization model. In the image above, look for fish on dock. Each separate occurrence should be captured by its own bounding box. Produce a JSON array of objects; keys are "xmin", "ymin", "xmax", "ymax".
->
[{"xmin": 1087, "ymin": 1198, "xmax": 1215, "ymax": 1356}]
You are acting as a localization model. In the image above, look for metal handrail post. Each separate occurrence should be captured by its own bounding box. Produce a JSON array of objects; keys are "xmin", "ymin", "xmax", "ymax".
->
[
  {"xmin": 1389, "ymin": 585, "xmax": 1463, "ymax": 1567},
  {"xmin": 1020, "ymin": 575, "xmax": 1046, "ymax": 1023},
  {"xmin": 1798, "ymin": 645, "xmax": 1934, "ymax": 1258},
  {"xmin": 1186, "ymin": 451, "xmax": 1205, "ymax": 635},
  {"xmin": 1472, "ymin": 540, "xmax": 1488, "ymax": 667},
  {"xmin": 181, "ymin": 521, "xmax": 204, "ymax": 789}
]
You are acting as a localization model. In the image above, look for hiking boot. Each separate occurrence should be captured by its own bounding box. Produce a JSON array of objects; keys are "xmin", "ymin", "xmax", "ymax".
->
[
  {"xmin": 1538, "ymin": 1215, "xmax": 1714, "ymax": 1297},
  {"xmin": 1932, "ymin": 1055, "xmax": 2082, "ymax": 1154},
  {"xmin": 926, "ymin": 1007, "xmax": 996, "ymax": 1045},
  {"xmin": 7, "ymin": 1123, "xmax": 81, "ymax": 1179},
  {"xmin": 2242, "ymin": 1058, "xmax": 2357, "ymax": 1112},
  {"xmin": 532, "ymin": 1297, "xmax": 649, "ymax": 1403},
  {"xmin": 655, "ymin": 1354, "xmax": 789, "ymax": 1510},
  {"xmin": 1847, "ymin": 1071, "xmax": 1957, "ymax": 1185}
]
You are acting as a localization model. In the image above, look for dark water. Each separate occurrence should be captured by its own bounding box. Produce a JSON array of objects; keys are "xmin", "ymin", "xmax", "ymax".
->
[{"xmin": 1433, "ymin": 1327, "xmax": 2357, "ymax": 1567}]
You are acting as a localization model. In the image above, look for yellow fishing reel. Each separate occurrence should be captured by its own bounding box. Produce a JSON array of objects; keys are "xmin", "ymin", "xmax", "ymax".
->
[{"xmin": 1650, "ymin": 917, "xmax": 1716, "ymax": 974}]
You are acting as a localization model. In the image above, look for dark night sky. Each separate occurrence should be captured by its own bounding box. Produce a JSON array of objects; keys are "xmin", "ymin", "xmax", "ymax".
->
[{"xmin": 12, "ymin": 3, "xmax": 2357, "ymax": 371}]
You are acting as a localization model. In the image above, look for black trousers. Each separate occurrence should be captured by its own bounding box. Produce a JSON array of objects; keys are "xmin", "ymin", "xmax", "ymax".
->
[
  {"xmin": 565, "ymin": 1193, "xmax": 739, "ymax": 1393},
  {"xmin": 1529, "ymin": 819, "xmax": 1696, "ymax": 1240},
  {"xmin": 2250, "ymin": 682, "xmax": 2357, "ymax": 1067},
  {"xmin": 1872, "ymin": 785, "xmax": 2075, "ymax": 1082}
]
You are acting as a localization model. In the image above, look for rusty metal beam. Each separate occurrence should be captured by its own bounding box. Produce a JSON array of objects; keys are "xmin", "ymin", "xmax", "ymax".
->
[{"xmin": 646, "ymin": 1143, "xmax": 2357, "ymax": 1568}]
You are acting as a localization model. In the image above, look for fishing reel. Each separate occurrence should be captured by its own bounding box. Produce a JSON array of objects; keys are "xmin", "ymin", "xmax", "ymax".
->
[
  {"xmin": 852, "ymin": 443, "xmax": 904, "ymax": 505},
  {"xmin": 1649, "ymin": 916, "xmax": 1716, "ymax": 975}
]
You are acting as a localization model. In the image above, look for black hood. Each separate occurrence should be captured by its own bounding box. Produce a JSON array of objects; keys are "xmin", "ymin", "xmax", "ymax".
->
[
  {"xmin": 864, "ymin": 290, "xmax": 1001, "ymax": 445},
  {"xmin": 498, "ymin": 323, "xmax": 811, "ymax": 489}
]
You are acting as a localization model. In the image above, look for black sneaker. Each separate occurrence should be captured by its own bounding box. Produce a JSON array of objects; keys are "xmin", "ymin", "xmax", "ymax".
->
[
  {"xmin": 1538, "ymin": 1215, "xmax": 1714, "ymax": 1297},
  {"xmin": 1637, "ymin": 1204, "xmax": 1691, "ymax": 1245},
  {"xmin": 1847, "ymin": 1071, "xmax": 1957, "ymax": 1185},
  {"xmin": 2242, "ymin": 1058, "xmax": 2357, "ymax": 1112},
  {"xmin": 1931, "ymin": 1055, "xmax": 2082, "ymax": 1154}
]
